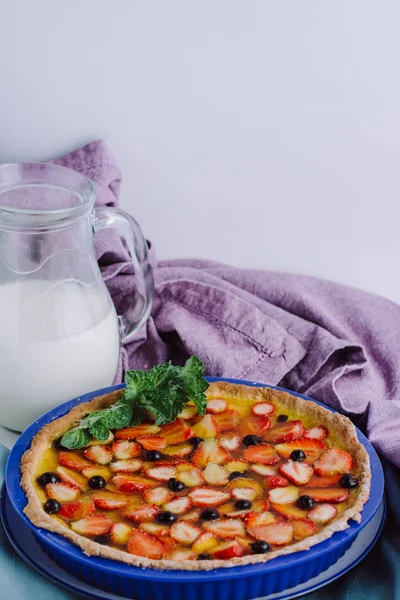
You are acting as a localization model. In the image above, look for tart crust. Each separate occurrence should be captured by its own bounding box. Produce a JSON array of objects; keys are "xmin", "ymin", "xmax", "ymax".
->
[{"xmin": 21, "ymin": 382, "xmax": 371, "ymax": 571}]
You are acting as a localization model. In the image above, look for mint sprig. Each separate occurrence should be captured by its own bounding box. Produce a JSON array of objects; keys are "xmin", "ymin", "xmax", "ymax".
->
[{"xmin": 60, "ymin": 356, "xmax": 208, "ymax": 449}]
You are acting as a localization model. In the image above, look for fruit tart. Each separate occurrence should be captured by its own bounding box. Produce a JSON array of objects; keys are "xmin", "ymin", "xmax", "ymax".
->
[{"xmin": 21, "ymin": 359, "xmax": 371, "ymax": 571}]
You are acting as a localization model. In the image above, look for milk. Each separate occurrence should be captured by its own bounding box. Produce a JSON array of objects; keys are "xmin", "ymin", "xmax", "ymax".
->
[{"xmin": 0, "ymin": 280, "xmax": 120, "ymax": 431}]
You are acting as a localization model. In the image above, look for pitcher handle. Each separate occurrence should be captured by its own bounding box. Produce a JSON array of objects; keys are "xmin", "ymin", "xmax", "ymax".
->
[{"xmin": 93, "ymin": 207, "xmax": 154, "ymax": 344}]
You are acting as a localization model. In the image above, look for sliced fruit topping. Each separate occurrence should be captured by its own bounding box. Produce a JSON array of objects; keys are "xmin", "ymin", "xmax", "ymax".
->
[
  {"xmin": 115, "ymin": 424, "xmax": 161, "ymax": 439},
  {"xmin": 180, "ymin": 509, "xmax": 201, "ymax": 522},
  {"xmin": 123, "ymin": 503, "xmax": 159, "ymax": 523},
  {"xmin": 83, "ymin": 445, "xmax": 113, "ymax": 465},
  {"xmin": 136, "ymin": 435, "xmax": 167, "ymax": 451},
  {"xmin": 250, "ymin": 464, "xmax": 277, "ymax": 477},
  {"xmin": 230, "ymin": 487, "xmax": 258, "ymax": 502},
  {"xmin": 109, "ymin": 459, "xmax": 144, "ymax": 473},
  {"xmin": 275, "ymin": 438, "xmax": 326, "ymax": 464},
  {"xmin": 307, "ymin": 474, "xmax": 342, "ymax": 488},
  {"xmin": 304, "ymin": 426, "xmax": 329, "ymax": 440},
  {"xmin": 127, "ymin": 529, "xmax": 164, "ymax": 559},
  {"xmin": 292, "ymin": 518, "xmax": 318, "ymax": 540},
  {"xmin": 226, "ymin": 477, "xmax": 263, "ymax": 498},
  {"xmin": 139, "ymin": 522, "xmax": 171, "ymax": 537},
  {"xmin": 92, "ymin": 491, "xmax": 130, "ymax": 510},
  {"xmin": 308, "ymin": 503, "xmax": 338, "ymax": 525},
  {"xmin": 213, "ymin": 409, "xmax": 241, "ymax": 432},
  {"xmin": 143, "ymin": 487, "xmax": 174, "ymax": 506},
  {"xmin": 163, "ymin": 496, "xmax": 192, "ymax": 514},
  {"xmin": 86, "ymin": 432, "xmax": 114, "ymax": 446},
  {"xmin": 313, "ymin": 448, "xmax": 354, "ymax": 477},
  {"xmin": 270, "ymin": 503, "xmax": 307, "ymax": 521},
  {"xmin": 162, "ymin": 419, "xmax": 194, "ymax": 445},
  {"xmin": 170, "ymin": 522, "xmax": 202, "ymax": 545},
  {"xmin": 110, "ymin": 522, "xmax": 132, "ymax": 546},
  {"xmin": 279, "ymin": 460, "xmax": 313, "ymax": 485},
  {"xmin": 189, "ymin": 487, "xmax": 231, "ymax": 507},
  {"xmin": 252, "ymin": 402, "xmax": 275, "ymax": 417},
  {"xmin": 143, "ymin": 465, "xmax": 177, "ymax": 482},
  {"xmin": 210, "ymin": 540, "xmax": 245, "ymax": 559},
  {"xmin": 58, "ymin": 451, "xmax": 91, "ymax": 472},
  {"xmin": 206, "ymin": 399, "xmax": 228, "ymax": 414},
  {"xmin": 249, "ymin": 522, "xmax": 293, "ymax": 546},
  {"xmin": 71, "ymin": 513, "xmax": 112, "ymax": 537},
  {"xmin": 268, "ymin": 486, "xmax": 299, "ymax": 504},
  {"xmin": 225, "ymin": 459, "xmax": 249, "ymax": 473},
  {"xmin": 300, "ymin": 487, "xmax": 350, "ymax": 503},
  {"xmin": 112, "ymin": 440, "xmax": 142, "ymax": 460},
  {"xmin": 192, "ymin": 439, "xmax": 230, "ymax": 468},
  {"xmin": 166, "ymin": 548, "xmax": 195, "ymax": 561},
  {"xmin": 239, "ymin": 415, "xmax": 270, "ymax": 437},
  {"xmin": 203, "ymin": 463, "xmax": 230, "ymax": 486},
  {"xmin": 203, "ymin": 518, "xmax": 245, "ymax": 539},
  {"xmin": 177, "ymin": 467, "xmax": 204, "ymax": 488},
  {"xmin": 58, "ymin": 496, "xmax": 95, "ymax": 521},
  {"xmin": 266, "ymin": 475, "xmax": 289, "ymax": 489},
  {"xmin": 112, "ymin": 474, "xmax": 158, "ymax": 493},
  {"xmin": 220, "ymin": 433, "xmax": 242, "ymax": 452},
  {"xmin": 82, "ymin": 466, "xmax": 112, "ymax": 482},
  {"xmin": 242, "ymin": 443, "xmax": 280, "ymax": 465},
  {"xmin": 264, "ymin": 420, "xmax": 305, "ymax": 444},
  {"xmin": 163, "ymin": 443, "xmax": 193, "ymax": 458},
  {"xmin": 193, "ymin": 532, "xmax": 219, "ymax": 553},
  {"xmin": 178, "ymin": 405, "xmax": 198, "ymax": 420},
  {"xmin": 55, "ymin": 466, "xmax": 88, "ymax": 491},
  {"xmin": 245, "ymin": 511, "xmax": 276, "ymax": 530},
  {"xmin": 45, "ymin": 482, "xmax": 80, "ymax": 503},
  {"xmin": 192, "ymin": 414, "xmax": 220, "ymax": 439}
]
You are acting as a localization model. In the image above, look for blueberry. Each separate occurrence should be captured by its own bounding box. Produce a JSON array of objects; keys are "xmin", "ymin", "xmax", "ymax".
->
[
  {"xmin": 228, "ymin": 471, "xmax": 243, "ymax": 481},
  {"xmin": 250, "ymin": 540, "xmax": 270, "ymax": 554},
  {"xmin": 200, "ymin": 508, "xmax": 219, "ymax": 521},
  {"xmin": 88, "ymin": 475, "xmax": 106, "ymax": 490},
  {"xmin": 95, "ymin": 534, "xmax": 110, "ymax": 545},
  {"xmin": 340, "ymin": 474, "xmax": 359, "ymax": 489},
  {"xmin": 235, "ymin": 499, "xmax": 251, "ymax": 510},
  {"xmin": 157, "ymin": 511, "xmax": 177, "ymax": 524},
  {"xmin": 189, "ymin": 437, "xmax": 203, "ymax": 447},
  {"xmin": 277, "ymin": 415, "xmax": 288, "ymax": 422},
  {"xmin": 44, "ymin": 499, "xmax": 61, "ymax": 514},
  {"xmin": 197, "ymin": 553, "xmax": 210, "ymax": 560},
  {"xmin": 297, "ymin": 495, "xmax": 315, "ymax": 510},
  {"xmin": 290, "ymin": 449, "xmax": 306, "ymax": 462},
  {"xmin": 37, "ymin": 472, "xmax": 59, "ymax": 488},
  {"xmin": 167, "ymin": 478, "xmax": 185, "ymax": 492},
  {"xmin": 147, "ymin": 450, "xmax": 162, "ymax": 461},
  {"xmin": 243, "ymin": 434, "xmax": 262, "ymax": 447}
]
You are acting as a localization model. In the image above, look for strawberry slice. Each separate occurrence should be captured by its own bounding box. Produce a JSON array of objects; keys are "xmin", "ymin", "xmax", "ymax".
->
[
  {"xmin": 210, "ymin": 540, "xmax": 245, "ymax": 559},
  {"xmin": 58, "ymin": 496, "xmax": 95, "ymax": 521},
  {"xmin": 266, "ymin": 475, "xmax": 289, "ymax": 489},
  {"xmin": 270, "ymin": 503, "xmax": 307, "ymax": 520},
  {"xmin": 192, "ymin": 532, "xmax": 219, "ymax": 553},
  {"xmin": 307, "ymin": 474, "xmax": 342, "ymax": 488},
  {"xmin": 268, "ymin": 486, "xmax": 299, "ymax": 504},
  {"xmin": 203, "ymin": 463, "xmax": 230, "ymax": 486},
  {"xmin": 192, "ymin": 439, "xmax": 230, "ymax": 468},
  {"xmin": 162, "ymin": 443, "xmax": 193, "ymax": 458},
  {"xmin": 203, "ymin": 518, "xmax": 245, "ymax": 539},
  {"xmin": 45, "ymin": 482, "xmax": 80, "ymax": 503},
  {"xmin": 225, "ymin": 459, "xmax": 249, "ymax": 473},
  {"xmin": 279, "ymin": 460, "xmax": 313, "ymax": 485},
  {"xmin": 144, "ymin": 487, "xmax": 174, "ymax": 505},
  {"xmin": 139, "ymin": 523, "xmax": 170, "ymax": 537},
  {"xmin": 115, "ymin": 424, "xmax": 161, "ymax": 439},
  {"xmin": 206, "ymin": 399, "xmax": 228, "ymax": 414},
  {"xmin": 226, "ymin": 477, "xmax": 263, "ymax": 498},
  {"xmin": 248, "ymin": 522, "xmax": 293, "ymax": 546},
  {"xmin": 192, "ymin": 414, "xmax": 219, "ymax": 439},
  {"xmin": 264, "ymin": 420, "xmax": 305, "ymax": 444},
  {"xmin": 55, "ymin": 466, "xmax": 88, "ymax": 491},
  {"xmin": 177, "ymin": 467, "xmax": 204, "ymax": 487},
  {"xmin": 170, "ymin": 522, "xmax": 202, "ymax": 545},
  {"xmin": 239, "ymin": 415, "xmax": 270, "ymax": 437},
  {"xmin": 110, "ymin": 522, "xmax": 132, "ymax": 545},
  {"xmin": 71, "ymin": 513, "xmax": 112, "ymax": 536},
  {"xmin": 308, "ymin": 503, "xmax": 338, "ymax": 525},
  {"xmin": 245, "ymin": 511, "xmax": 276, "ymax": 529},
  {"xmin": 109, "ymin": 459, "xmax": 143, "ymax": 473},
  {"xmin": 136, "ymin": 435, "xmax": 167, "ymax": 451},
  {"xmin": 230, "ymin": 487, "xmax": 258, "ymax": 501},
  {"xmin": 92, "ymin": 491, "xmax": 130, "ymax": 510},
  {"xmin": 300, "ymin": 487, "xmax": 350, "ymax": 503},
  {"xmin": 179, "ymin": 509, "xmax": 201, "ymax": 522},
  {"xmin": 123, "ymin": 503, "xmax": 159, "ymax": 523},
  {"xmin": 304, "ymin": 426, "xmax": 329, "ymax": 440},
  {"xmin": 178, "ymin": 406, "xmax": 198, "ymax": 420},
  {"xmin": 189, "ymin": 487, "xmax": 231, "ymax": 507},
  {"xmin": 252, "ymin": 402, "xmax": 275, "ymax": 417},
  {"xmin": 112, "ymin": 440, "xmax": 142, "ymax": 460},
  {"xmin": 83, "ymin": 445, "xmax": 113, "ymax": 465},
  {"xmin": 112, "ymin": 474, "xmax": 158, "ymax": 493},
  {"xmin": 163, "ymin": 496, "xmax": 192, "ymax": 514},
  {"xmin": 165, "ymin": 548, "xmax": 195, "ymax": 561},
  {"xmin": 250, "ymin": 464, "xmax": 277, "ymax": 477},
  {"xmin": 162, "ymin": 419, "xmax": 194, "ymax": 445},
  {"xmin": 143, "ymin": 465, "xmax": 177, "ymax": 482},
  {"xmin": 213, "ymin": 410, "xmax": 241, "ymax": 432},
  {"xmin": 82, "ymin": 466, "xmax": 112, "ymax": 482},
  {"xmin": 275, "ymin": 438, "xmax": 326, "ymax": 464},
  {"xmin": 292, "ymin": 518, "xmax": 318, "ymax": 540},
  {"xmin": 127, "ymin": 529, "xmax": 164, "ymax": 559},
  {"xmin": 86, "ymin": 432, "xmax": 114, "ymax": 446},
  {"xmin": 313, "ymin": 448, "xmax": 354, "ymax": 477},
  {"xmin": 220, "ymin": 433, "xmax": 242, "ymax": 452},
  {"xmin": 58, "ymin": 451, "xmax": 91, "ymax": 472},
  {"xmin": 242, "ymin": 443, "xmax": 280, "ymax": 465}
]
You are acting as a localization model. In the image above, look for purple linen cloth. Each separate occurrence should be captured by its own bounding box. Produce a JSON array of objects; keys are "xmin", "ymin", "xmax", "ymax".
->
[{"xmin": 55, "ymin": 141, "xmax": 400, "ymax": 467}]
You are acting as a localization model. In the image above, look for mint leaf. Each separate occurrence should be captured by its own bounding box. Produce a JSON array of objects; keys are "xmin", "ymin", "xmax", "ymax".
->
[
  {"xmin": 88, "ymin": 420, "xmax": 110, "ymax": 441},
  {"xmin": 61, "ymin": 427, "xmax": 91, "ymax": 450}
]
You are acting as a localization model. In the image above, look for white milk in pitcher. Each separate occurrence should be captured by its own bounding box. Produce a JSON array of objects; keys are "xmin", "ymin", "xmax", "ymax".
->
[{"xmin": 0, "ymin": 280, "xmax": 120, "ymax": 431}]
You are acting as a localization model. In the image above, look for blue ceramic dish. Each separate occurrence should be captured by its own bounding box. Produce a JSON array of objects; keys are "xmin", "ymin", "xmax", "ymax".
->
[{"xmin": 6, "ymin": 378, "xmax": 384, "ymax": 600}]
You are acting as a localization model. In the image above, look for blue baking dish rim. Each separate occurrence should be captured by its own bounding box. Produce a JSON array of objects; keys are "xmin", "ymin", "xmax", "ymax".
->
[{"xmin": 6, "ymin": 377, "xmax": 384, "ymax": 583}]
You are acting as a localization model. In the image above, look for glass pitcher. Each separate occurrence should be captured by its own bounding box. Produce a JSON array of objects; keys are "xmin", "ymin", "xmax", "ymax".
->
[{"xmin": 0, "ymin": 162, "xmax": 153, "ymax": 431}]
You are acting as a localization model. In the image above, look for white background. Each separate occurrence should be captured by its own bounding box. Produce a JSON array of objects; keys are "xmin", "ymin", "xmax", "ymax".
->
[{"xmin": 0, "ymin": 1, "xmax": 399, "ymax": 303}]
